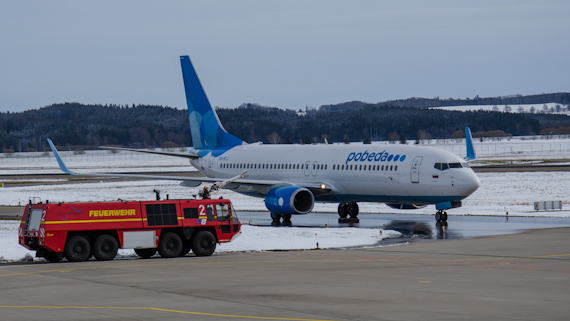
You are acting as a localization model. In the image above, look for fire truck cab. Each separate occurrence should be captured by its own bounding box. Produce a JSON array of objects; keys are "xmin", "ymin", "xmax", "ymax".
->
[{"xmin": 19, "ymin": 198, "xmax": 241, "ymax": 262}]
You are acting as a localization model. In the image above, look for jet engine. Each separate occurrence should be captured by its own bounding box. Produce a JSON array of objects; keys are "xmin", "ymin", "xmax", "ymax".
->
[
  {"xmin": 264, "ymin": 186, "xmax": 314, "ymax": 215},
  {"xmin": 385, "ymin": 203, "xmax": 428, "ymax": 210}
]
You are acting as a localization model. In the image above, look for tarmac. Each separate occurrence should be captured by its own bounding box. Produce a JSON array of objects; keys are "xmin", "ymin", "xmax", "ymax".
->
[{"xmin": 1, "ymin": 227, "xmax": 569, "ymax": 320}]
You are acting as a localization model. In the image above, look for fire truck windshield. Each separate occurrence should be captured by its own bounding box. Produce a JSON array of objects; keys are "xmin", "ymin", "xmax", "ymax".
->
[{"xmin": 216, "ymin": 203, "xmax": 231, "ymax": 221}]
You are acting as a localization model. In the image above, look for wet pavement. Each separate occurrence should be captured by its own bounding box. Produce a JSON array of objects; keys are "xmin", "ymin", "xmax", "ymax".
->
[{"xmin": 238, "ymin": 211, "xmax": 570, "ymax": 240}]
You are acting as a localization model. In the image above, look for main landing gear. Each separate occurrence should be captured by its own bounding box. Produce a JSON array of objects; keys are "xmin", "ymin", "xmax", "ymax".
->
[
  {"xmin": 338, "ymin": 202, "xmax": 359, "ymax": 223},
  {"xmin": 435, "ymin": 210, "xmax": 448, "ymax": 222},
  {"xmin": 271, "ymin": 213, "xmax": 292, "ymax": 226}
]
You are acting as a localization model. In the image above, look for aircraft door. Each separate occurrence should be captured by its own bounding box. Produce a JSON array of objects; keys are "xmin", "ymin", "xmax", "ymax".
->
[
  {"xmin": 411, "ymin": 156, "xmax": 423, "ymax": 183},
  {"xmin": 304, "ymin": 161, "xmax": 311, "ymax": 176},
  {"xmin": 312, "ymin": 161, "xmax": 318, "ymax": 176}
]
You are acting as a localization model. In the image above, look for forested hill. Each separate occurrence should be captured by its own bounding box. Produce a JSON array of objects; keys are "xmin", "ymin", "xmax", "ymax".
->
[
  {"xmin": 320, "ymin": 92, "xmax": 570, "ymax": 111},
  {"xmin": 0, "ymin": 103, "xmax": 191, "ymax": 152},
  {"xmin": 1, "ymin": 102, "xmax": 558, "ymax": 152}
]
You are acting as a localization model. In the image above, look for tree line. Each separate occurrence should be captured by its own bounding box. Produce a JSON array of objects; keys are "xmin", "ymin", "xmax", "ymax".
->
[
  {"xmin": 320, "ymin": 92, "xmax": 570, "ymax": 111},
  {"xmin": 2, "ymin": 100, "xmax": 569, "ymax": 153}
]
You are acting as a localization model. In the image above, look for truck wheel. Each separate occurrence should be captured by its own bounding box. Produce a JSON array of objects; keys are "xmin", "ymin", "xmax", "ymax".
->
[
  {"xmin": 134, "ymin": 248, "xmax": 156, "ymax": 258},
  {"xmin": 158, "ymin": 232, "xmax": 183, "ymax": 258},
  {"xmin": 179, "ymin": 241, "xmax": 192, "ymax": 257},
  {"xmin": 65, "ymin": 235, "xmax": 91, "ymax": 262},
  {"xmin": 93, "ymin": 234, "xmax": 118, "ymax": 261},
  {"xmin": 192, "ymin": 230, "xmax": 216, "ymax": 257},
  {"xmin": 44, "ymin": 251, "xmax": 62, "ymax": 262}
]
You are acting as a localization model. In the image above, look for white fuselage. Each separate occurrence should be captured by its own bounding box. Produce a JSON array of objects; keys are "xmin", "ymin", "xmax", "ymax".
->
[{"xmin": 190, "ymin": 143, "xmax": 480, "ymax": 205}]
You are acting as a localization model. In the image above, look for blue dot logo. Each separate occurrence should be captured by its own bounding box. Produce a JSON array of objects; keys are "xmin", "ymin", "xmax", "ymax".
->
[
  {"xmin": 387, "ymin": 155, "xmax": 393, "ymax": 161},
  {"xmin": 400, "ymin": 155, "xmax": 406, "ymax": 162},
  {"xmin": 393, "ymin": 155, "xmax": 400, "ymax": 161}
]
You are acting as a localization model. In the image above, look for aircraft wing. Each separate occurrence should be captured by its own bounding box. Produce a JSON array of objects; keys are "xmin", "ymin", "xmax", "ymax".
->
[
  {"xmin": 49, "ymin": 139, "xmax": 334, "ymax": 195},
  {"xmin": 99, "ymin": 145, "xmax": 199, "ymax": 159}
]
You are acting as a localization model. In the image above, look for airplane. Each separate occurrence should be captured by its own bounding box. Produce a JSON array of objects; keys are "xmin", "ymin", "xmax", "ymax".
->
[{"xmin": 48, "ymin": 55, "xmax": 480, "ymax": 225}]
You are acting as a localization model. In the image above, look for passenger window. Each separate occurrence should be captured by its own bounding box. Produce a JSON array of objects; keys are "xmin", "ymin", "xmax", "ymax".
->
[
  {"xmin": 395, "ymin": 165, "xmax": 398, "ymax": 171},
  {"xmin": 390, "ymin": 165, "xmax": 393, "ymax": 171}
]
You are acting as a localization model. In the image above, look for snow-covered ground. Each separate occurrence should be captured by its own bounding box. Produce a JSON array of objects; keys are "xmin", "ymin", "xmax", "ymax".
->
[
  {"xmin": 0, "ymin": 220, "xmax": 400, "ymax": 263},
  {"xmin": 432, "ymin": 102, "xmax": 569, "ymax": 115},
  {"xmin": 0, "ymin": 149, "xmax": 195, "ymax": 175}
]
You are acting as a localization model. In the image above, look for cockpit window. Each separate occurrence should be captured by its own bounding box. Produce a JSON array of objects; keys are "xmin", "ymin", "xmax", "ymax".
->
[{"xmin": 435, "ymin": 162, "xmax": 467, "ymax": 170}]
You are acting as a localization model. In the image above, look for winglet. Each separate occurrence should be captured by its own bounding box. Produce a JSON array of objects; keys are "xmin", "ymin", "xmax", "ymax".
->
[
  {"xmin": 47, "ymin": 138, "xmax": 75, "ymax": 175},
  {"xmin": 465, "ymin": 127, "xmax": 476, "ymax": 161}
]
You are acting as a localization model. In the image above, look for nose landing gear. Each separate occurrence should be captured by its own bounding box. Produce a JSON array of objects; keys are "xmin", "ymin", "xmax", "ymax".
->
[
  {"xmin": 338, "ymin": 202, "xmax": 359, "ymax": 223},
  {"xmin": 435, "ymin": 210, "xmax": 448, "ymax": 222}
]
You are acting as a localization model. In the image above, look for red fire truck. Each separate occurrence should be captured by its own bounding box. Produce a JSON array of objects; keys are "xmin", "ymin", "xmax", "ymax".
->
[{"xmin": 19, "ymin": 198, "xmax": 241, "ymax": 262}]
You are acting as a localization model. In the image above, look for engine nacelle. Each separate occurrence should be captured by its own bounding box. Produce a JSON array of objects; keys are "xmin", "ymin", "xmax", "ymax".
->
[
  {"xmin": 385, "ymin": 203, "xmax": 428, "ymax": 210},
  {"xmin": 264, "ymin": 186, "xmax": 314, "ymax": 215}
]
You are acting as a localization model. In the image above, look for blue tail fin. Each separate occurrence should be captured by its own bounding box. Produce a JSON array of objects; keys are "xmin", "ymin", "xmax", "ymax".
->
[{"xmin": 180, "ymin": 55, "xmax": 244, "ymax": 149}]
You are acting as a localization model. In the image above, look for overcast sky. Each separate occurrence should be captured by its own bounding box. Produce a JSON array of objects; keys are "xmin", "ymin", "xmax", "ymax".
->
[{"xmin": 1, "ymin": 1, "xmax": 569, "ymax": 113}]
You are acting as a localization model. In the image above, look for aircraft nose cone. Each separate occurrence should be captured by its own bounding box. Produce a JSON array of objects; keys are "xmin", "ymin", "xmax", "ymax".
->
[{"xmin": 459, "ymin": 171, "xmax": 480, "ymax": 196}]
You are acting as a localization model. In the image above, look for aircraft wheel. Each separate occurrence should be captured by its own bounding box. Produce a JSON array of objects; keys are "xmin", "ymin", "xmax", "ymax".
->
[
  {"xmin": 348, "ymin": 202, "xmax": 359, "ymax": 217},
  {"xmin": 442, "ymin": 212, "xmax": 448, "ymax": 222},
  {"xmin": 282, "ymin": 214, "xmax": 292, "ymax": 226},
  {"xmin": 338, "ymin": 203, "xmax": 349, "ymax": 218},
  {"xmin": 271, "ymin": 213, "xmax": 282, "ymax": 221},
  {"xmin": 270, "ymin": 213, "xmax": 282, "ymax": 226},
  {"xmin": 435, "ymin": 211, "xmax": 442, "ymax": 222}
]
